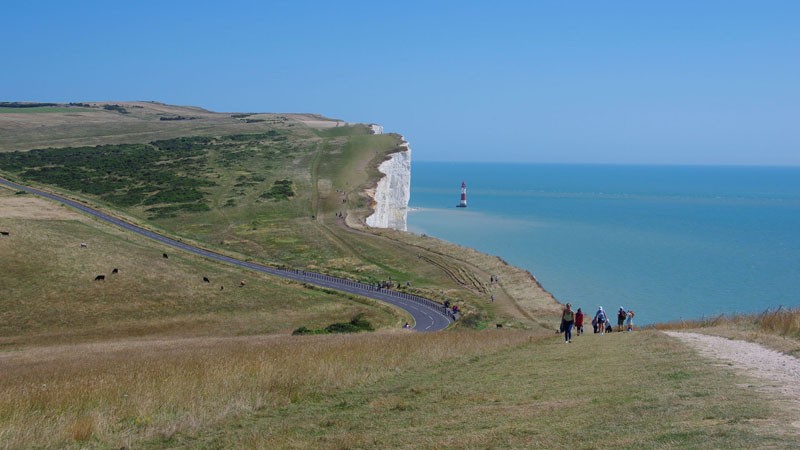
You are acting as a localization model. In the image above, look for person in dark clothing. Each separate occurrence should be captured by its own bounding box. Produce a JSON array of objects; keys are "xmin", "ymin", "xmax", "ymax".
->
[{"xmin": 574, "ymin": 308, "xmax": 585, "ymax": 336}]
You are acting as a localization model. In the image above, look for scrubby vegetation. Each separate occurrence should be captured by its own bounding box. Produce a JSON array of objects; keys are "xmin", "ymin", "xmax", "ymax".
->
[
  {"xmin": 0, "ymin": 102, "xmax": 91, "ymax": 113},
  {"xmin": 159, "ymin": 115, "xmax": 196, "ymax": 121},
  {"xmin": 0, "ymin": 102, "xmax": 61, "ymax": 108},
  {"xmin": 260, "ymin": 179, "xmax": 294, "ymax": 201},
  {"xmin": 292, "ymin": 313, "xmax": 374, "ymax": 335},
  {"xmin": 0, "ymin": 137, "xmax": 215, "ymax": 217},
  {"xmin": 0, "ymin": 132, "xmax": 301, "ymax": 218},
  {"xmin": 102, "ymin": 104, "xmax": 128, "ymax": 114}
]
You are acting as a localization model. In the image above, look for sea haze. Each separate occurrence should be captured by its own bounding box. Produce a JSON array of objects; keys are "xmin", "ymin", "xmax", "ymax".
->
[{"xmin": 408, "ymin": 162, "xmax": 800, "ymax": 325}]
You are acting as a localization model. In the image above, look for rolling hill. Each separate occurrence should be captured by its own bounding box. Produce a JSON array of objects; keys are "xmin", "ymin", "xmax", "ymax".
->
[{"xmin": 3, "ymin": 102, "xmax": 794, "ymax": 449}]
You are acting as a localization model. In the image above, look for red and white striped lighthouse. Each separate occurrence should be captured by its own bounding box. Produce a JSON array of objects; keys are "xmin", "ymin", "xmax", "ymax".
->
[{"xmin": 457, "ymin": 181, "xmax": 467, "ymax": 208}]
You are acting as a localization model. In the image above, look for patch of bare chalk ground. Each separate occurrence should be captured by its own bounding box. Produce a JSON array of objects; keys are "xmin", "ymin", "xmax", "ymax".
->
[{"xmin": 665, "ymin": 331, "xmax": 800, "ymax": 432}]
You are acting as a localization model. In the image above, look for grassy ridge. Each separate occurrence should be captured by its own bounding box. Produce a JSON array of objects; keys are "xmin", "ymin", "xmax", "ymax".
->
[{"xmin": 0, "ymin": 101, "xmax": 333, "ymax": 152}]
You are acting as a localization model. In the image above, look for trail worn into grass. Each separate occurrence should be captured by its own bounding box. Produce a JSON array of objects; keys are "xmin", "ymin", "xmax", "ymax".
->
[{"xmin": 665, "ymin": 331, "xmax": 800, "ymax": 432}]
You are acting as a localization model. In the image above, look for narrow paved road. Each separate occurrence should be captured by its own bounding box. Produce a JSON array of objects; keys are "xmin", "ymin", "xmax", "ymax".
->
[{"xmin": 0, "ymin": 177, "xmax": 454, "ymax": 332}]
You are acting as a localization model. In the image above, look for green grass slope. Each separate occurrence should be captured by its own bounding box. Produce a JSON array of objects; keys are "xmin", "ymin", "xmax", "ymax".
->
[
  {"xmin": 0, "ymin": 102, "xmax": 561, "ymax": 329},
  {"xmin": 0, "ymin": 188, "xmax": 401, "ymax": 347}
]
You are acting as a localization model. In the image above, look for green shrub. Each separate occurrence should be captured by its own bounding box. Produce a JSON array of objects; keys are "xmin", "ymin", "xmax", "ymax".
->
[
  {"xmin": 260, "ymin": 179, "xmax": 294, "ymax": 201},
  {"xmin": 293, "ymin": 314, "xmax": 373, "ymax": 336}
]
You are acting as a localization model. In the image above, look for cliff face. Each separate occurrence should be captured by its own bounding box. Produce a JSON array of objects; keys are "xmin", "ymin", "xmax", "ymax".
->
[{"xmin": 366, "ymin": 139, "xmax": 411, "ymax": 231}]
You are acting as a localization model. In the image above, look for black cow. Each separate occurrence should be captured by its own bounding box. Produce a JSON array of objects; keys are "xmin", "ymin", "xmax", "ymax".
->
[
  {"xmin": 162, "ymin": 253, "xmax": 168, "ymax": 259},
  {"xmin": 94, "ymin": 275, "xmax": 105, "ymax": 281},
  {"xmin": 203, "ymin": 276, "xmax": 210, "ymax": 283},
  {"xmin": 0, "ymin": 231, "xmax": 9, "ymax": 236},
  {"xmin": 111, "ymin": 268, "xmax": 119, "ymax": 274}
]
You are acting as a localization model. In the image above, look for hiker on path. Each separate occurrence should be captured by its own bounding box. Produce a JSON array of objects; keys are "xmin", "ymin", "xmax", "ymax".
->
[
  {"xmin": 617, "ymin": 307, "xmax": 627, "ymax": 332},
  {"xmin": 626, "ymin": 310, "xmax": 635, "ymax": 331},
  {"xmin": 594, "ymin": 306, "xmax": 607, "ymax": 335},
  {"xmin": 575, "ymin": 308, "xmax": 585, "ymax": 336},
  {"xmin": 561, "ymin": 303, "xmax": 575, "ymax": 343}
]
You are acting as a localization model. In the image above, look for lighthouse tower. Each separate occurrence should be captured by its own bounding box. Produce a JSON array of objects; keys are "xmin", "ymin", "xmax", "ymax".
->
[{"xmin": 457, "ymin": 181, "xmax": 467, "ymax": 208}]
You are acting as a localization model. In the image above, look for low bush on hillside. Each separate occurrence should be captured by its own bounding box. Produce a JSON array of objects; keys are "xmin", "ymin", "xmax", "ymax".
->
[
  {"xmin": 102, "ymin": 104, "xmax": 128, "ymax": 114},
  {"xmin": 0, "ymin": 102, "xmax": 60, "ymax": 108},
  {"xmin": 293, "ymin": 313, "xmax": 374, "ymax": 335},
  {"xmin": 260, "ymin": 179, "xmax": 294, "ymax": 201},
  {"xmin": 159, "ymin": 115, "xmax": 195, "ymax": 121},
  {"xmin": 146, "ymin": 203, "xmax": 211, "ymax": 218}
]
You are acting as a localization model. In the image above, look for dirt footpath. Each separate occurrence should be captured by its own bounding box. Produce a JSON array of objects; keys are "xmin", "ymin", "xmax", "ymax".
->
[{"xmin": 665, "ymin": 331, "xmax": 800, "ymax": 431}]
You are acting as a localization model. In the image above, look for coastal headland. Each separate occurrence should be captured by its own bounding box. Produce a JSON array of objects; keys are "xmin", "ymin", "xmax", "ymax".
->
[{"xmin": 0, "ymin": 102, "xmax": 797, "ymax": 448}]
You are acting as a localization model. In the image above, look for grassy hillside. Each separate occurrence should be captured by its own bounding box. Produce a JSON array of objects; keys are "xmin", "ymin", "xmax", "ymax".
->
[
  {"xmin": 8, "ymin": 102, "xmax": 796, "ymax": 449},
  {"xmin": 0, "ymin": 102, "xmax": 562, "ymax": 330},
  {"xmin": 0, "ymin": 188, "xmax": 402, "ymax": 347},
  {"xmin": 2, "ymin": 328, "xmax": 797, "ymax": 448}
]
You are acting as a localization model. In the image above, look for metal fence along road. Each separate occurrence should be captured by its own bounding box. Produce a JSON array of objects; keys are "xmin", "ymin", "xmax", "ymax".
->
[{"xmin": 0, "ymin": 177, "xmax": 455, "ymax": 331}]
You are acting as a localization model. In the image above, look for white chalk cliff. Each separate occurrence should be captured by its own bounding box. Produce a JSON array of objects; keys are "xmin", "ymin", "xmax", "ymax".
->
[{"xmin": 365, "ymin": 137, "xmax": 411, "ymax": 231}]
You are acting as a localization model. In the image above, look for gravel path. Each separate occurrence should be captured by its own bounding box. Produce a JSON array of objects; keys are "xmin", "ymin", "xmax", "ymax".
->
[{"xmin": 664, "ymin": 331, "xmax": 800, "ymax": 429}]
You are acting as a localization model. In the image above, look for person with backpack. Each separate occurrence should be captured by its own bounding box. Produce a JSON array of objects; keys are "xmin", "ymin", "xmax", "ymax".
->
[
  {"xmin": 594, "ymin": 306, "xmax": 607, "ymax": 335},
  {"xmin": 617, "ymin": 307, "xmax": 627, "ymax": 332},
  {"xmin": 561, "ymin": 303, "xmax": 575, "ymax": 343}
]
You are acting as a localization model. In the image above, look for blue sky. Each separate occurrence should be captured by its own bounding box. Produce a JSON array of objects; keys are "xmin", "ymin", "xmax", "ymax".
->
[{"xmin": 2, "ymin": 1, "xmax": 798, "ymax": 165}]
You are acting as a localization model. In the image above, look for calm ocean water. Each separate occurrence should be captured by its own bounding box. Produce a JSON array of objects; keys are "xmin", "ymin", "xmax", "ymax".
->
[{"xmin": 408, "ymin": 163, "xmax": 800, "ymax": 325}]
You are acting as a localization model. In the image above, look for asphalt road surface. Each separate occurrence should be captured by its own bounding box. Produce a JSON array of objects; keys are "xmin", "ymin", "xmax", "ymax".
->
[{"xmin": 0, "ymin": 177, "xmax": 454, "ymax": 332}]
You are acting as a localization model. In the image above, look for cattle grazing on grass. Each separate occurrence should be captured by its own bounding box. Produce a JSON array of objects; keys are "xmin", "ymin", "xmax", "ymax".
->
[
  {"xmin": 80, "ymin": 242, "xmax": 87, "ymax": 248},
  {"xmin": 162, "ymin": 253, "xmax": 168, "ymax": 259},
  {"xmin": 203, "ymin": 276, "xmax": 210, "ymax": 283},
  {"xmin": 111, "ymin": 268, "xmax": 118, "ymax": 274},
  {"xmin": 220, "ymin": 285, "xmax": 224, "ymax": 291},
  {"xmin": 94, "ymin": 275, "xmax": 105, "ymax": 281},
  {"xmin": 240, "ymin": 280, "xmax": 246, "ymax": 287},
  {"xmin": 0, "ymin": 231, "xmax": 10, "ymax": 236}
]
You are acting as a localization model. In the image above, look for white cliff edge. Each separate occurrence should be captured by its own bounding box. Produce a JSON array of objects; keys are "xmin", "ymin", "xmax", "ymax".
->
[{"xmin": 365, "ymin": 136, "xmax": 411, "ymax": 231}]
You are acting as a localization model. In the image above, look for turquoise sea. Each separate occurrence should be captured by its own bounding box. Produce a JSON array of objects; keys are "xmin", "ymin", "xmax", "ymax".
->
[{"xmin": 408, "ymin": 163, "xmax": 800, "ymax": 325}]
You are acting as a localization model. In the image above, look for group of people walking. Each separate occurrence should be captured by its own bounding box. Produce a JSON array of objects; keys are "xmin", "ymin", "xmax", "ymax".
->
[{"xmin": 560, "ymin": 304, "xmax": 635, "ymax": 343}]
